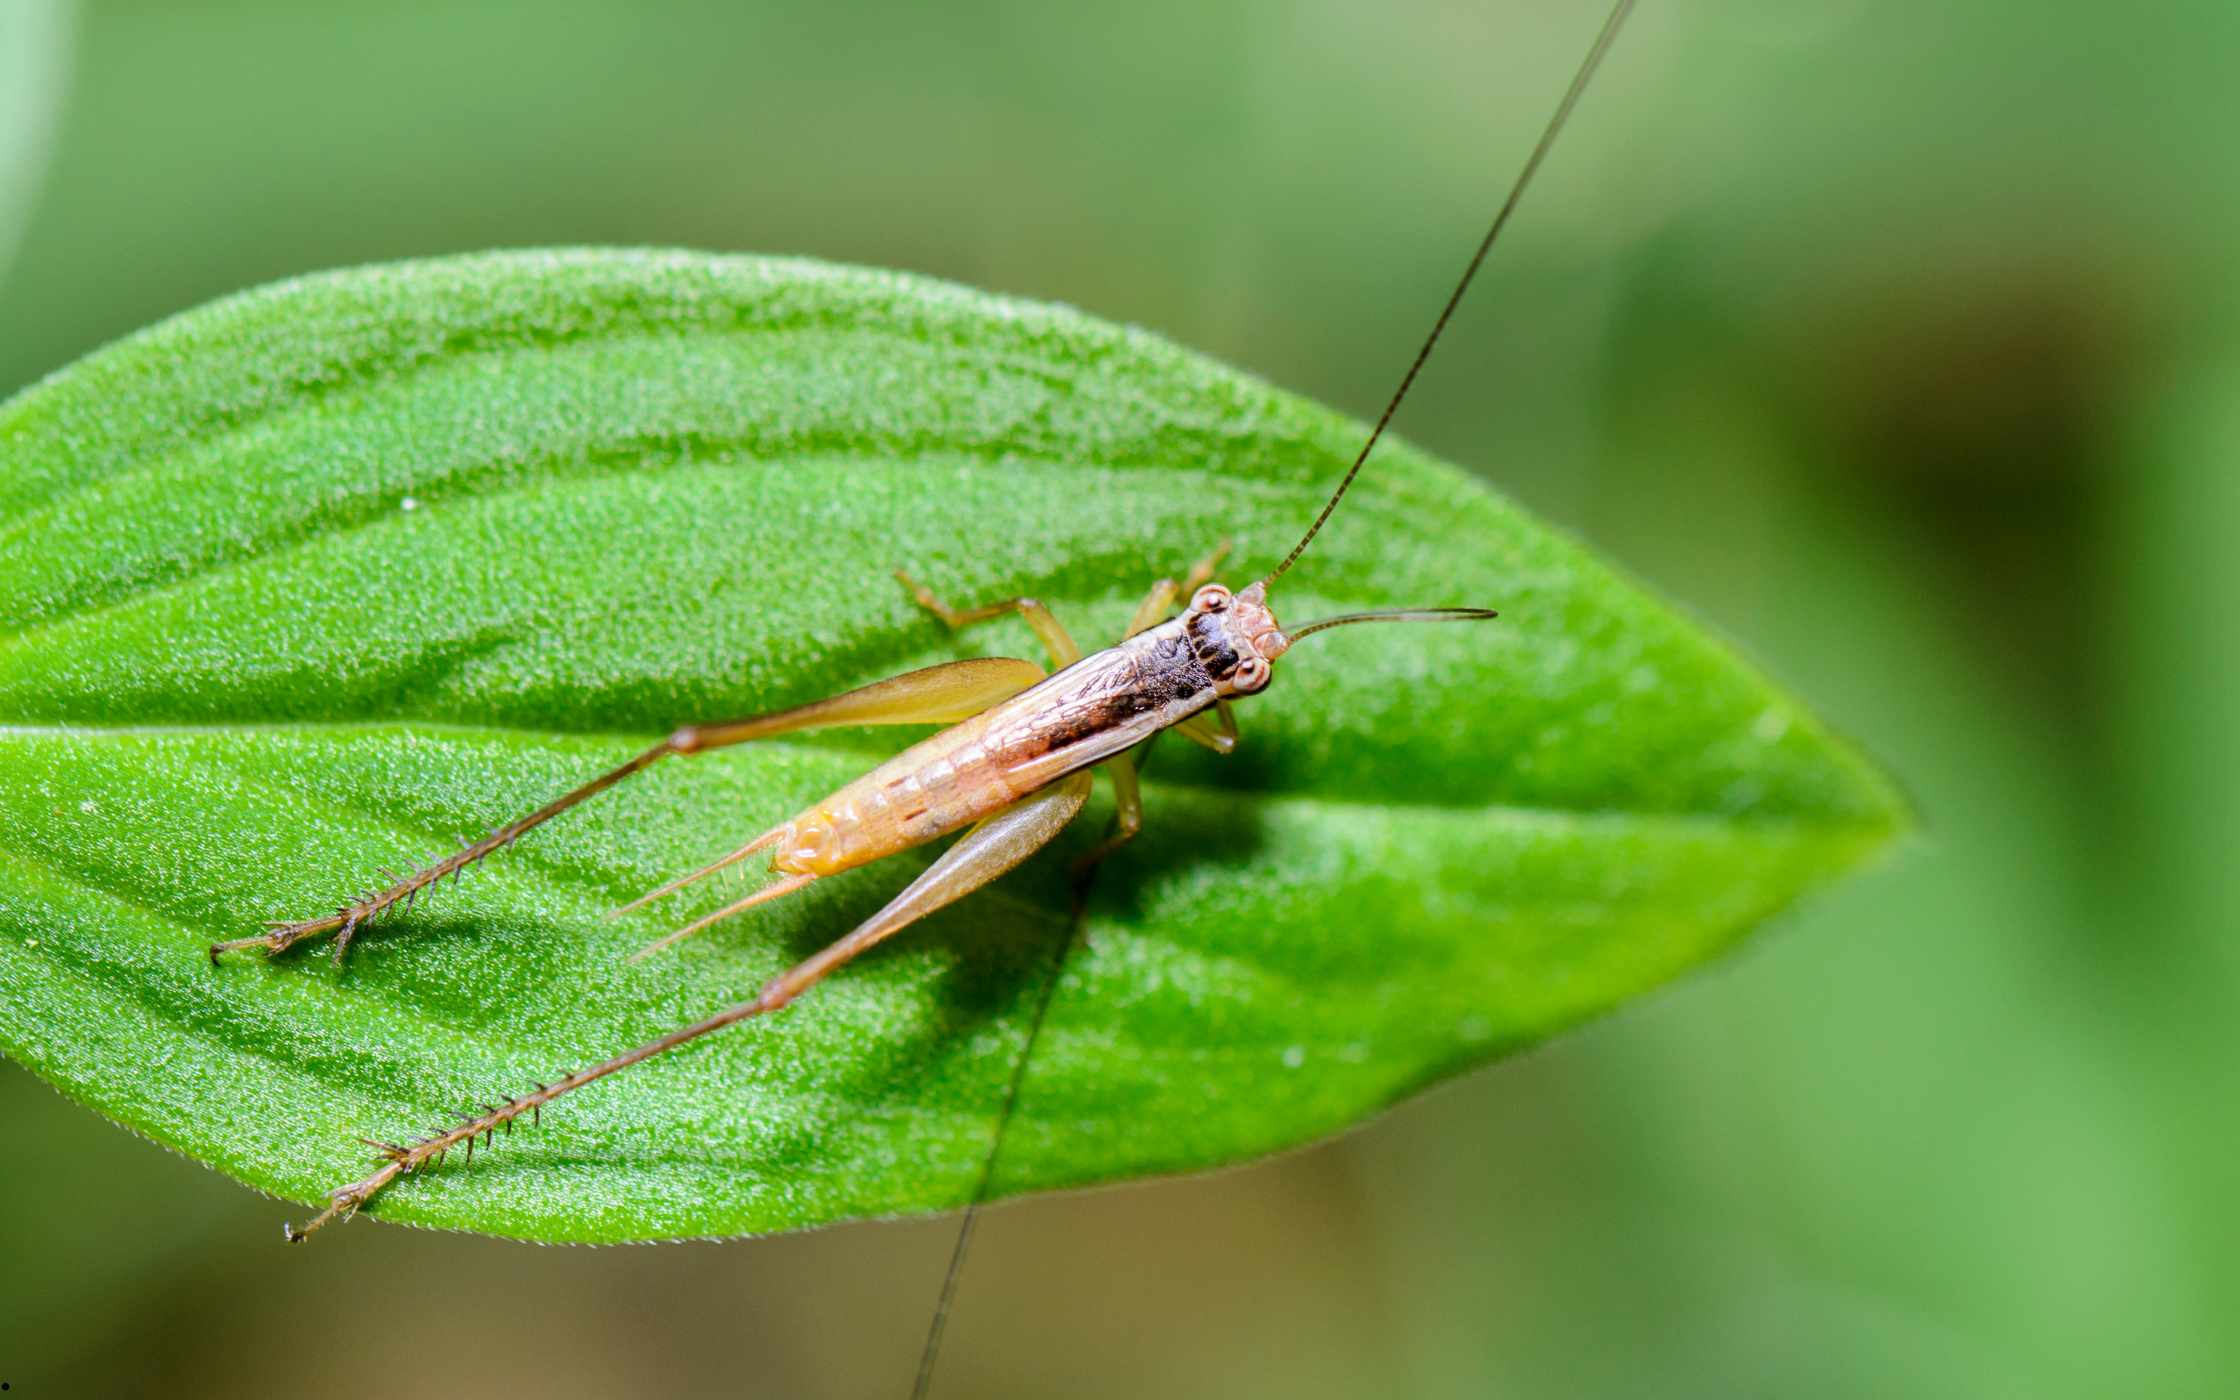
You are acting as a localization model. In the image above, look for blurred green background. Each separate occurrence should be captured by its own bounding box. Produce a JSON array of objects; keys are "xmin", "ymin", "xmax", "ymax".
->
[{"xmin": 3, "ymin": 0, "xmax": 2233, "ymax": 1394}]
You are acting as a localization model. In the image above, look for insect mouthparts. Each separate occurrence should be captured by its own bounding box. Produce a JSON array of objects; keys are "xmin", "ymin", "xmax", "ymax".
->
[{"xmin": 1231, "ymin": 581, "xmax": 1290, "ymax": 660}]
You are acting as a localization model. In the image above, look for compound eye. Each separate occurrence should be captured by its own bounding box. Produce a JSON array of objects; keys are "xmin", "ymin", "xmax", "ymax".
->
[
  {"xmin": 1190, "ymin": 583, "xmax": 1232, "ymax": 613},
  {"xmin": 1230, "ymin": 653, "xmax": 1269, "ymax": 693}
]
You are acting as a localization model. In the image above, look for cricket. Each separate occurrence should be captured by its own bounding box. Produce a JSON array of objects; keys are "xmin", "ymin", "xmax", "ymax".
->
[{"xmin": 209, "ymin": 0, "xmax": 1639, "ymax": 1249}]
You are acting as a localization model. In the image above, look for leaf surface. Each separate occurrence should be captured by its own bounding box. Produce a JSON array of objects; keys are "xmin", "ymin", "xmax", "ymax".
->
[{"xmin": 0, "ymin": 251, "xmax": 1903, "ymax": 1240}]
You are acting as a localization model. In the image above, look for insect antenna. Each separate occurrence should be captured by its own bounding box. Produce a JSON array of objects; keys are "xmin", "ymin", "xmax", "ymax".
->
[
  {"xmin": 1287, "ymin": 606, "xmax": 1500, "ymax": 640},
  {"xmin": 912, "ymin": 2, "xmax": 1637, "ymax": 1390},
  {"xmin": 910, "ymin": 893, "xmax": 1083, "ymax": 1400},
  {"xmin": 1261, "ymin": 0, "xmax": 1638, "ymax": 590}
]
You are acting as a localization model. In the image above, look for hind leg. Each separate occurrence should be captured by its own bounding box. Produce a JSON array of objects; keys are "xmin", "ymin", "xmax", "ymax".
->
[
  {"xmin": 283, "ymin": 770, "xmax": 1094, "ymax": 1242},
  {"xmin": 214, "ymin": 657, "xmax": 1049, "ymax": 964}
]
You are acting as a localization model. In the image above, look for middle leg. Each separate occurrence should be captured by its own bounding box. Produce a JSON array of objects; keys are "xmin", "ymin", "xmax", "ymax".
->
[
  {"xmin": 898, "ymin": 540, "xmax": 1227, "ymax": 671},
  {"xmin": 896, "ymin": 571, "xmax": 1082, "ymax": 670}
]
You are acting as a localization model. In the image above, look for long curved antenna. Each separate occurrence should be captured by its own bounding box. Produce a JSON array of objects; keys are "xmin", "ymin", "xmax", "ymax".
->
[
  {"xmin": 912, "ymin": 5, "xmax": 1641, "ymax": 1392},
  {"xmin": 1287, "ymin": 606, "xmax": 1499, "ymax": 641},
  {"xmin": 1263, "ymin": 0, "xmax": 1639, "ymax": 588},
  {"xmin": 911, "ymin": 890, "xmax": 1085, "ymax": 1399}
]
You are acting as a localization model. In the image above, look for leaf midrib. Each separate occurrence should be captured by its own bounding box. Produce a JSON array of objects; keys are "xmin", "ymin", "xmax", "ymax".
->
[{"xmin": 0, "ymin": 719, "xmax": 1890, "ymax": 832}]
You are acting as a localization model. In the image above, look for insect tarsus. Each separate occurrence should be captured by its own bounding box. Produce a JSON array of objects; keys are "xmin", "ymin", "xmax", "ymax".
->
[
  {"xmin": 210, "ymin": 743, "xmax": 676, "ymax": 965},
  {"xmin": 288, "ymin": 1075, "xmax": 575, "ymax": 1242}
]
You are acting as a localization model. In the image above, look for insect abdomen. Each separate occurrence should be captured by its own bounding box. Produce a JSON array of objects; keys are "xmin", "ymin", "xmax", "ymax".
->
[{"xmin": 770, "ymin": 620, "xmax": 1215, "ymax": 878}]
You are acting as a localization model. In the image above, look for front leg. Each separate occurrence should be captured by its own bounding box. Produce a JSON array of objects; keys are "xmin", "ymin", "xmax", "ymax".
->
[
  {"xmin": 1118, "ymin": 539, "xmax": 1233, "ymax": 640},
  {"xmin": 1174, "ymin": 703, "xmax": 1238, "ymax": 754}
]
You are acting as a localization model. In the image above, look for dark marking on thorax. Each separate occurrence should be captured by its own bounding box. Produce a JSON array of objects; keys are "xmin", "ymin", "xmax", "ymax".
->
[
  {"xmin": 1025, "ymin": 627, "xmax": 1214, "ymax": 756},
  {"xmin": 1185, "ymin": 610, "xmax": 1243, "ymax": 684}
]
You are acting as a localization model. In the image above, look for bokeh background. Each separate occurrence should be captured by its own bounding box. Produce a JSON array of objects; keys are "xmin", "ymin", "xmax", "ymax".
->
[{"xmin": 3, "ymin": 0, "xmax": 2234, "ymax": 1394}]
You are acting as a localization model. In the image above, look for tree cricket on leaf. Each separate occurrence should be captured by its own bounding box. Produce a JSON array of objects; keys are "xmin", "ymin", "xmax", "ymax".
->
[{"xmin": 210, "ymin": 0, "xmax": 1638, "ymax": 1249}]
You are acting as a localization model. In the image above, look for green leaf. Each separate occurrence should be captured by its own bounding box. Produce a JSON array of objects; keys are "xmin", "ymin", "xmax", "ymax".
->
[{"xmin": 0, "ymin": 250, "xmax": 1904, "ymax": 1242}]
